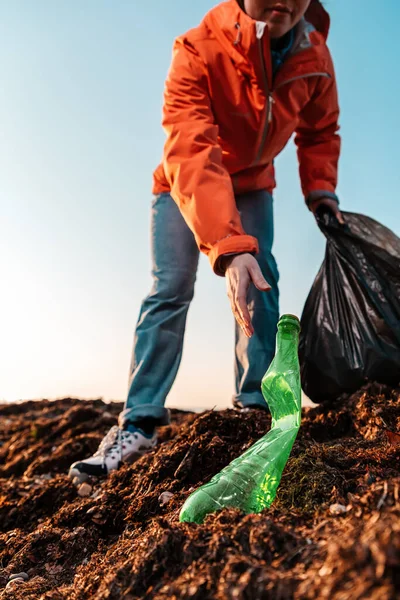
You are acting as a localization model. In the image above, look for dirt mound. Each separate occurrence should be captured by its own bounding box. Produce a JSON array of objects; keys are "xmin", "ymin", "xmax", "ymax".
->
[{"xmin": 0, "ymin": 383, "xmax": 399, "ymax": 599}]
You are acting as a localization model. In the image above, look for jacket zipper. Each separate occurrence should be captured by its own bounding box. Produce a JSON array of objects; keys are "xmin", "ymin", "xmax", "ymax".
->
[
  {"xmin": 255, "ymin": 71, "xmax": 331, "ymax": 162},
  {"xmin": 252, "ymin": 37, "xmax": 271, "ymax": 168}
]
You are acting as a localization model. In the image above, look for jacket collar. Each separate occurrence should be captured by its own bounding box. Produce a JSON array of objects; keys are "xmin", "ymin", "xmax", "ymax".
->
[{"xmin": 204, "ymin": 1, "xmax": 329, "ymax": 79}]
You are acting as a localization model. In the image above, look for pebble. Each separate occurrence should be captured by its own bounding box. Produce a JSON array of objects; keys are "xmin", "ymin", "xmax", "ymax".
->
[
  {"xmin": 9, "ymin": 572, "xmax": 29, "ymax": 582},
  {"xmin": 72, "ymin": 526, "xmax": 86, "ymax": 536},
  {"xmin": 91, "ymin": 512, "xmax": 107, "ymax": 525},
  {"xmin": 78, "ymin": 483, "xmax": 93, "ymax": 497},
  {"xmin": 91, "ymin": 489, "xmax": 103, "ymax": 500},
  {"xmin": 318, "ymin": 565, "xmax": 332, "ymax": 577},
  {"xmin": 71, "ymin": 471, "xmax": 89, "ymax": 486},
  {"xmin": 329, "ymin": 503, "xmax": 348, "ymax": 516},
  {"xmin": 86, "ymin": 506, "xmax": 99, "ymax": 515},
  {"xmin": 158, "ymin": 491, "xmax": 174, "ymax": 506}
]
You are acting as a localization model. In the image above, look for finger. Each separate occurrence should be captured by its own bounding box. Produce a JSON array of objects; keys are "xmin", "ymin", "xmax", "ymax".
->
[
  {"xmin": 236, "ymin": 278, "xmax": 250, "ymax": 324},
  {"xmin": 336, "ymin": 210, "xmax": 345, "ymax": 225},
  {"xmin": 237, "ymin": 313, "xmax": 253, "ymax": 338},
  {"xmin": 232, "ymin": 301, "xmax": 250, "ymax": 337},
  {"xmin": 312, "ymin": 198, "xmax": 336, "ymax": 216},
  {"xmin": 237, "ymin": 311, "xmax": 252, "ymax": 338},
  {"xmin": 236, "ymin": 301, "xmax": 252, "ymax": 336},
  {"xmin": 236, "ymin": 290, "xmax": 253, "ymax": 338},
  {"xmin": 227, "ymin": 268, "xmax": 253, "ymax": 337},
  {"xmin": 249, "ymin": 263, "xmax": 271, "ymax": 292},
  {"xmin": 310, "ymin": 198, "xmax": 325, "ymax": 215},
  {"xmin": 227, "ymin": 289, "xmax": 248, "ymax": 335}
]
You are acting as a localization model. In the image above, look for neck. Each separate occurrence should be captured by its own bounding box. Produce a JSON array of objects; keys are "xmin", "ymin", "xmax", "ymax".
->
[
  {"xmin": 270, "ymin": 28, "xmax": 293, "ymax": 49},
  {"xmin": 276, "ymin": 329, "xmax": 299, "ymax": 354}
]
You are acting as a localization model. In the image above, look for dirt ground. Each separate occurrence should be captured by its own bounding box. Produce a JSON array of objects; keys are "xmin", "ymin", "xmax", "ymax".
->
[{"xmin": 0, "ymin": 382, "xmax": 399, "ymax": 599}]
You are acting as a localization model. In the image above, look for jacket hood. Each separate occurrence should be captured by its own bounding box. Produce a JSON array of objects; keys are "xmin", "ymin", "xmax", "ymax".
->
[{"xmin": 304, "ymin": 0, "xmax": 330, "ymax": 39}]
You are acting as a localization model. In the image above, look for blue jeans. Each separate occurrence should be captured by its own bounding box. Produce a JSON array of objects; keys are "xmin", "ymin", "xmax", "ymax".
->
[{"xmin": 119, "ymin": 191, "xmax": 279, "ymax": 428}]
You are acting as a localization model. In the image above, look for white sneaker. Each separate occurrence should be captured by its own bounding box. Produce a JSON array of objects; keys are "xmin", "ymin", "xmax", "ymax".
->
[{"xmin": 68, "ymin": 425, "xmax": 157, "ymax": 482}]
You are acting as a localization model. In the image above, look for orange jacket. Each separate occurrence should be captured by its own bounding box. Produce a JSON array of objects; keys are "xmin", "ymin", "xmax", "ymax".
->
[{"xmin": 153, "ymin": 0, "xmax": 340, "ymax": 273}]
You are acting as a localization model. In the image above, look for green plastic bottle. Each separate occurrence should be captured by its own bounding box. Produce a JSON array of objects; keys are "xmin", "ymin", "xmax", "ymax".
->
[{"xmin": 179, "ymin": 314, "xmax": 301, "ymax": 524}]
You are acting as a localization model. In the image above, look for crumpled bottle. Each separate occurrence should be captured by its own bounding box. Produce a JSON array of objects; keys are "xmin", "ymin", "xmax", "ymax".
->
[{"xmin": 179, "ymin": 314, "xmax": 301, "ymax": 524}]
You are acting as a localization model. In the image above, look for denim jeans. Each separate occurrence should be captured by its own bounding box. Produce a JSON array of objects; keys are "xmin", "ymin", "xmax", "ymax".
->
[{"xmin": 118, "ymin": 190, "xmax": 279, "ymax": 428}]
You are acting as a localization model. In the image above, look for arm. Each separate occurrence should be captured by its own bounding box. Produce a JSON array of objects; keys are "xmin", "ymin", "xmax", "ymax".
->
[
  {"xmin": 162, "ymin": 39, "xmax": 259, "ymax": 274},
  {"xmin": 295, "ymin": 53, "xmax": 342, "ymax": 219}
]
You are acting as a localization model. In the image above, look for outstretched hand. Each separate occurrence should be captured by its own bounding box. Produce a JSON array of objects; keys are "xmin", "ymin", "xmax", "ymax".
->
[{"xmin": 224, "ymin": 253, "xmax": 271, "ymax": 338}]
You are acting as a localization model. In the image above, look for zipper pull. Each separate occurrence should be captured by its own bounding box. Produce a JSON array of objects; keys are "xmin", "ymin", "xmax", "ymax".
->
[{"xmin": 268, "ymin": 94, "xmax": 275, "ymax": 123}]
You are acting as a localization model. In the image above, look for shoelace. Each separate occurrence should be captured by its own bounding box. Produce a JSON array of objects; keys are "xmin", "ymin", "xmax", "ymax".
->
[{"xmin": 93, "ymin": 425, "xmax": 122, "ymax": 460}]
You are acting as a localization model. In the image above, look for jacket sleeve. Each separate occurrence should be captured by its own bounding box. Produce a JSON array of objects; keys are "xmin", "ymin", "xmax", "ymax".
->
[
  {"xmin": 294, "ymin": 54, "xmax": 341, "ymax": 207},
  {"xmin": 161, "ymin": 39, "xmax": 259, "ymax": 274}
]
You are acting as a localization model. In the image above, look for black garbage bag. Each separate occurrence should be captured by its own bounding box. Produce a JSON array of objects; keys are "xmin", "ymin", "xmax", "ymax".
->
[{"xmin": 299, "ymin": 210, "xmax": 400, "ymax": 403}]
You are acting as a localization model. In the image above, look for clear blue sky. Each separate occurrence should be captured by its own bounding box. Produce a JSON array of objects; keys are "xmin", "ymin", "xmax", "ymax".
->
[{"xmin": 1, "ymin": 0, "xmax": 399, "ymax": 408}]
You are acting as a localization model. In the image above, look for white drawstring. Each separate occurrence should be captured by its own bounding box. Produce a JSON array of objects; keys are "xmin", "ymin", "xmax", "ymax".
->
[{"xmin": 234, "ymin": 22, "xmax": 242, "ymax": 46}]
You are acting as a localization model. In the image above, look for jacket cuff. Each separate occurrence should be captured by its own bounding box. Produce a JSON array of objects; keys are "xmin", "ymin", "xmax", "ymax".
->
[
  {"xmin": 209, "ymin": 235, "xmax": 259, "ymax": 276},
  {"xmin": 306, "ymin": 190, "xmax": 339, "ymax": 208}
]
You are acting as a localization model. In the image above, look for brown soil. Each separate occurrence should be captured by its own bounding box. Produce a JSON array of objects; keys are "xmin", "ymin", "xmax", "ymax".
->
[{"xmin": 0, "ymin": 383, "xmax": 399, "ymax": 599}]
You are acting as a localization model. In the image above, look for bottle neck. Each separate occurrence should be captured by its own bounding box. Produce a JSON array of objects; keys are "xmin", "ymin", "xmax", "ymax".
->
[{"xmin": 275, "ymin": 327, "xmax": 299, "ymax": 356}]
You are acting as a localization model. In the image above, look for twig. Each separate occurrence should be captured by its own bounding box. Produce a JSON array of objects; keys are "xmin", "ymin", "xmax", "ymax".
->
[
  {"xmin": 394, "ymin": 483, "xmax": 399, "ymax": 505},
  {"xmin": 377, "ymin": 481, "xmax": 388, "ymax": 510}
]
